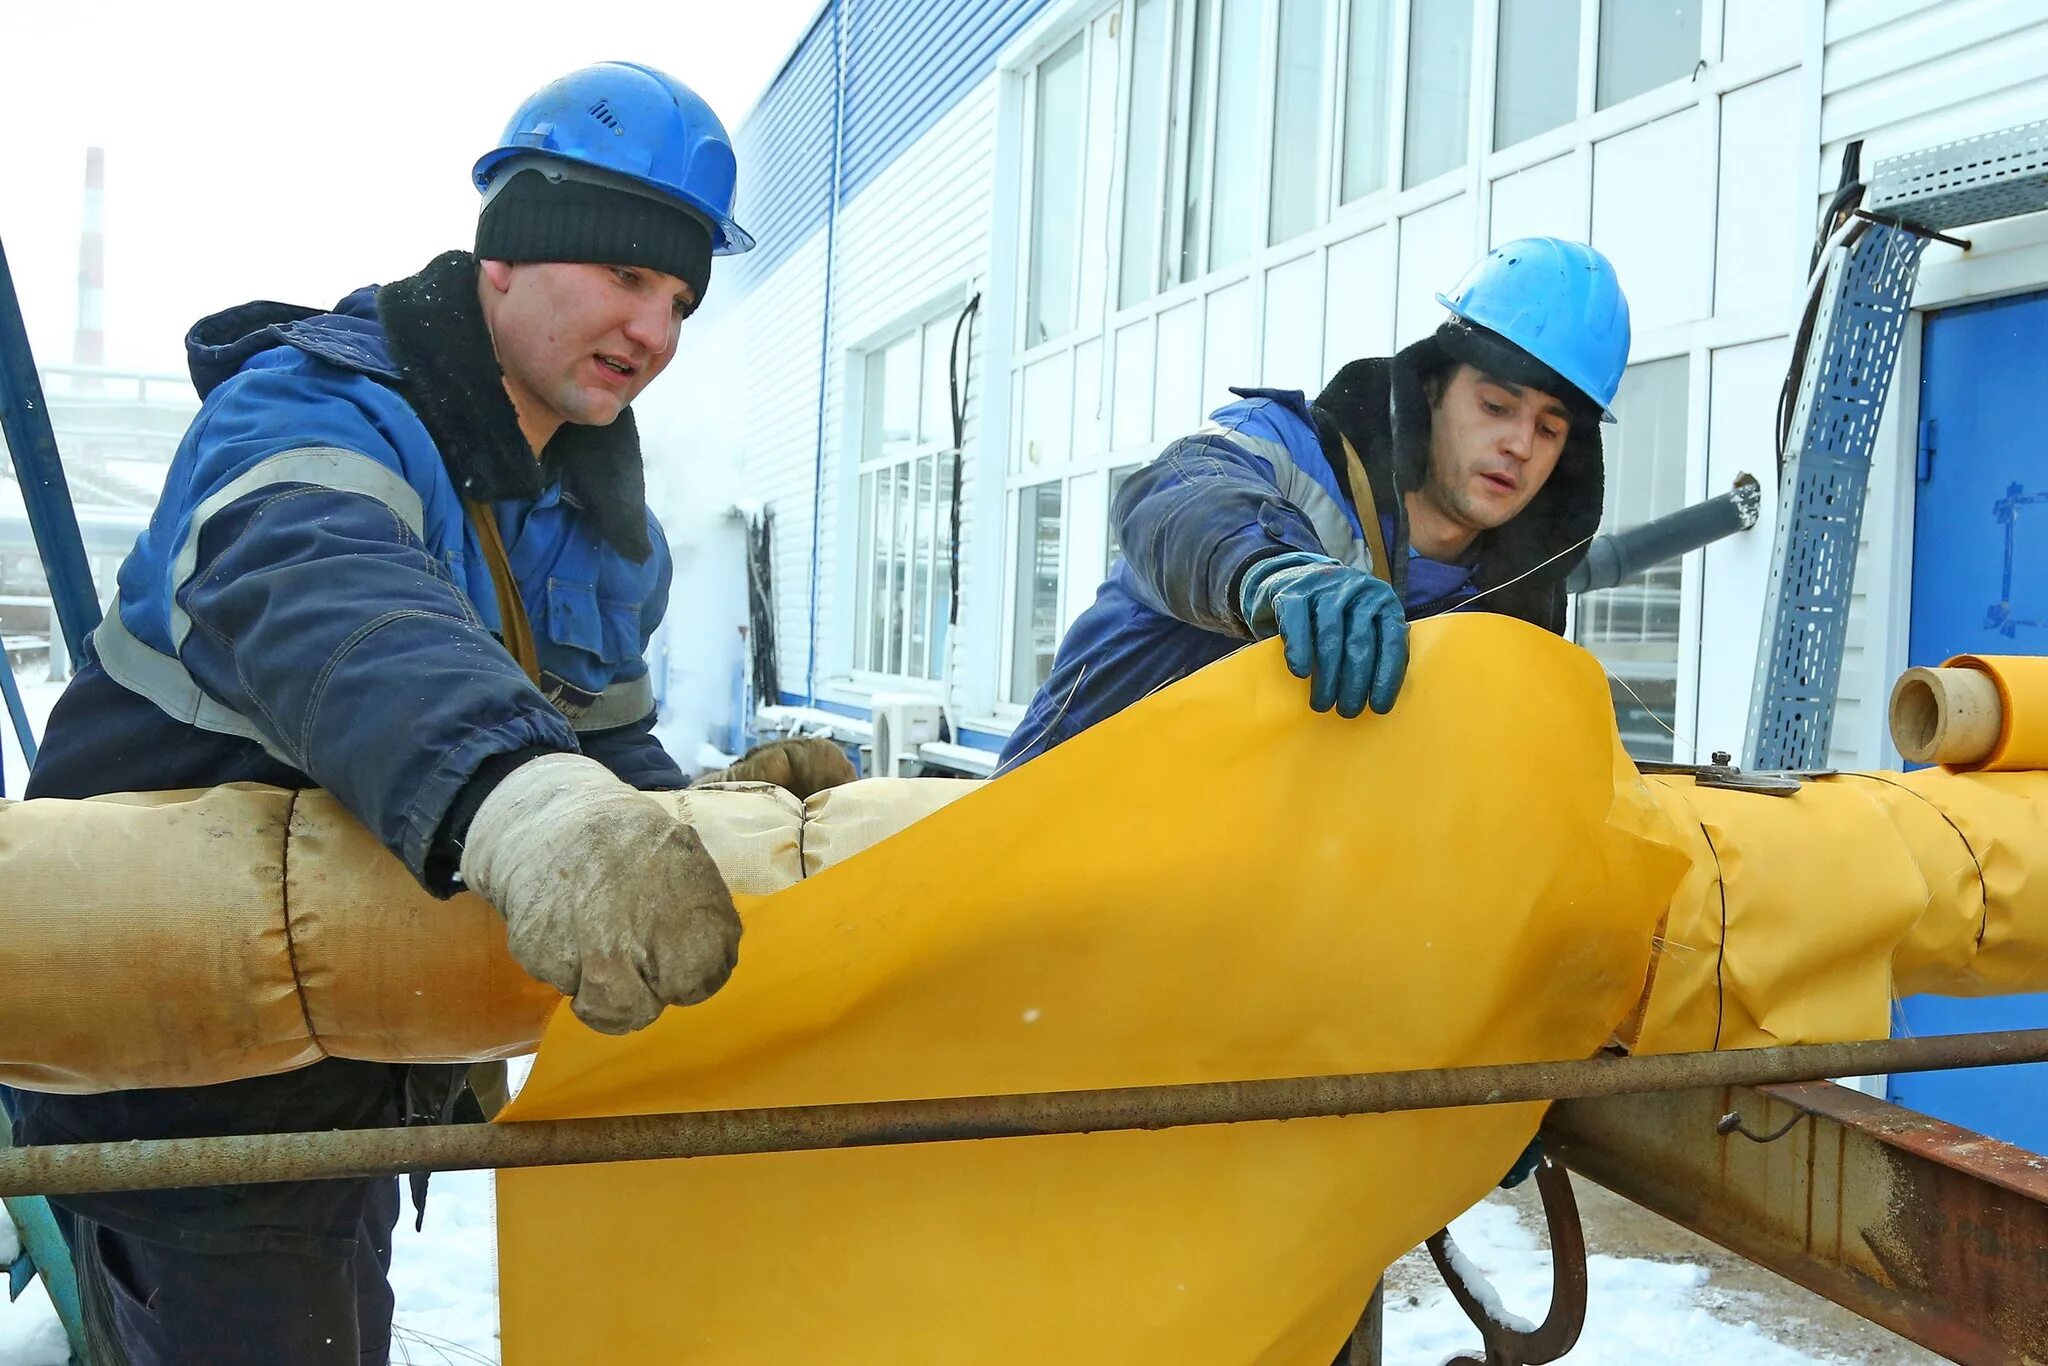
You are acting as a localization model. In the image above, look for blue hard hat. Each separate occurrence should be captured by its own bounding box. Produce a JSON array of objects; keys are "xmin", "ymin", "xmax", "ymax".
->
[
  {"xmin": 474, "ymin": 62, "xmax": 755, "ymax": 256},
  {"xmin": 1435, "ymin": 237, "xmax": 1630, "ymax": 420}
]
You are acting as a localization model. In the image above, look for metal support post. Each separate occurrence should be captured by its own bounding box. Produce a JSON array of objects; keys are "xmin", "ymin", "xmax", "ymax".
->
[
  {"xmin": 0, "ymin": 1109, "xmax": 86, "ymax": 1361},
  {"xmin": 0, "ymin": 640, "xmax": 36, "ymax": 797},
  {"xmin": 0, "ymin": 236, "xmax": 100, "ymax": 663}
]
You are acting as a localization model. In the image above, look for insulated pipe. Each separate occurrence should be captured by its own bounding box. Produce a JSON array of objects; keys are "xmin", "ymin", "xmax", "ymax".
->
[
  {"xmin": 1891, "ymin": 666, "xmax": 2002, "ymax": 766},
  {"xmin": 7, "ymin": 1029, "xmax": 2048, "ymax": 1199},
  {"xmin": 1566, "ymin": 473, "xmax": 1763, "ymax": 595},
  {"xmin": 1888, "ymin": 655, "xmax": 2048, "ymax": 770}
]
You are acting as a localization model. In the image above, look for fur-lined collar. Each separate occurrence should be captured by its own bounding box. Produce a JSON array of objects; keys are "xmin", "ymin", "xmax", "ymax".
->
[
  {"xmin": 1311, "ymin": 337, "xmax": 1605, "ymax": 633},
  {"xmin": 376, "ymin": 251, "xmax": 652, "ymax": 561}
]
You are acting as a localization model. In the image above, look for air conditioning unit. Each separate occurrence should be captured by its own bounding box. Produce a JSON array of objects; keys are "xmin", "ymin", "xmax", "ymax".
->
[{"xmin": 870, "ymin": 693, "xmax": 944, "ymax": 778}]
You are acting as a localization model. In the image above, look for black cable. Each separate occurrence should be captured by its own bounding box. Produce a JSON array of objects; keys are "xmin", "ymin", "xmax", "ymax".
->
[
  {"xmin": 1777, "ymin": 141, "xmax": 1867, "ymax": 472},
  {"xmin": 745, "ymin": 509, "xmax": 780, "ymax": 712},
  {"xmin": 945, "ymin": 293, "xmax": 981, "ymax": 632}
]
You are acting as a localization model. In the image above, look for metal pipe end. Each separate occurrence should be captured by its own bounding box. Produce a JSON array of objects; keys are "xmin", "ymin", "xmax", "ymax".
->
[{"xmin": 1732, "ymin": 472, "xmax": 1764, "ymax": 529}]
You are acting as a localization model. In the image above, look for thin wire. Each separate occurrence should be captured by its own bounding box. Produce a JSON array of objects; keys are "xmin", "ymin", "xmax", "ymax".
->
[
  {"xmin": 1441, "ymin": 532, "xmax": 1597, "ymax": 617},
  {"xmin": 1605, "ymin": 667, "xmax": 1690, "ymax": 753},
  {"xmin": 988, "ymin": 663, "xmax": 1088, "ymax": 780},
  {"xmin": 1434, "ymin": 530, "xmax": 1694, "ymax": 751}
]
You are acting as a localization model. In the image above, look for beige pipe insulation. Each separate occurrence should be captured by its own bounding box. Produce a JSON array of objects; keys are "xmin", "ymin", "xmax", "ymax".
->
[
  {"xmin": 10, "ymin": 645, "xmax": 2048, "ymax": 1096},
  {"xmin": 0, "ymin": 779, "xmax": 970, "ymax": 1093}
]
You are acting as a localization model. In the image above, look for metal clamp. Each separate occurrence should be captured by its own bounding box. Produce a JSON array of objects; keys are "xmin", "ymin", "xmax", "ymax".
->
[
  {"xmin": 1426, "ymin": 1158, "xmax": 1588, "ymax": 1365},
  {"xmin": 1639, "ymin": 751, "xmax": 1831, "ymax": 798}
]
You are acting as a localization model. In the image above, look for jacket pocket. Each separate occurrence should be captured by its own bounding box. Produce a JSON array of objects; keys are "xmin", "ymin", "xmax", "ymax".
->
[{"xmin": 543, "ymin": 578, "xmax": 640, "ymax": 665}]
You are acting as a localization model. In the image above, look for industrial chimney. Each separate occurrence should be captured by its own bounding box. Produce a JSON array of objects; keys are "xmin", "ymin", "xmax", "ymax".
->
[{"xmin": 74, "ymin": 147, "xmax": 106, "ymax": 386}]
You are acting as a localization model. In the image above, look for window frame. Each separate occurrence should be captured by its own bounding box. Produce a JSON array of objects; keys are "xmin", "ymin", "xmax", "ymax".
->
[
  {"xmin": 848, "ymin": 310, "xmax": 969, "ymax": 690},
  {"xmin": 1568, "ymin": 349, "xmax": 1706, "ymax": 765},
  {"xmin": 1021, "ymin": 33, "xmax": 1095, "ymax": 351}
]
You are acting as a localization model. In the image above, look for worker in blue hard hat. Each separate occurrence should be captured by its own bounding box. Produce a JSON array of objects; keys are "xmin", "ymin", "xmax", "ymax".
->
[
  {"xmin": 7, "ymin": 62, "xmax": 752, "ymax": 1365},
  {"xmin": 1000, "ymin": 236, "xmax": 1629, "ymax": 771}
]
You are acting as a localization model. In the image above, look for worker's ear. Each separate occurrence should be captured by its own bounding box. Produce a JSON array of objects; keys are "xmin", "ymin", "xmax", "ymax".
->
[{"xmin": 479, "ymin": 259, "xmax": 516, "ymax": 295}]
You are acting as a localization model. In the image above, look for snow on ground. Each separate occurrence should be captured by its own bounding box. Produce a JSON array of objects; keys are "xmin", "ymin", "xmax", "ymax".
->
[
  {"xmin": 1383, "ymin": 1196, "xmax": 1857, "ymax": 1365},
  {"xmin": 2, "ymin": 1183, "xmax": 1865, "ymax": 1365}
]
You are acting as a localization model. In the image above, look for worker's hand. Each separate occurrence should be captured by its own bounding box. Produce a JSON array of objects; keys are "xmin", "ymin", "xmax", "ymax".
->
[
  {"xmin": 459, "ymin": 753, "xmax": 742, "ymax": 1035},
  {"xmin": 1237, "ymin": 551, "xmax": 1408, "ymax": 717}
]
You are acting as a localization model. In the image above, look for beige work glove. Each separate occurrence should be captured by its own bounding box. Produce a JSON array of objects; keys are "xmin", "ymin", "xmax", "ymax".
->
[{"xmin": 459, "ymin": 753, "xmax": 743, "ymax": 1034}]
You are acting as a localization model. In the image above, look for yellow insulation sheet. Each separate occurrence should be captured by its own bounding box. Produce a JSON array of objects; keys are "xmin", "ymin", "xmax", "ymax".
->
[{"xmin": 495, "ymin": 617, "xmax": 1690, "ymax": 1364}]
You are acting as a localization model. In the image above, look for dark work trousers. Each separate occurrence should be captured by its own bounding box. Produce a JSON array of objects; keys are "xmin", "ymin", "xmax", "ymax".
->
[
  {"xmin": 7, "ymin": 1058, "xmax": 461, "ymax": 1366},
  {"xmin": 65, "ymin": 1176, "xmax": 400, "ymax": 1366}
]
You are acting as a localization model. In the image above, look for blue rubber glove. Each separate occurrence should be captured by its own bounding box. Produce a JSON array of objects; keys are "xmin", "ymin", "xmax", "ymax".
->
[
  {"xmin": 1237, "ymin": 551, "xmax": 1409, "ymax": 717},
  {"xmin": 1499, "ymin": 1136, "xmax": 1545, "ymax": 1189}
]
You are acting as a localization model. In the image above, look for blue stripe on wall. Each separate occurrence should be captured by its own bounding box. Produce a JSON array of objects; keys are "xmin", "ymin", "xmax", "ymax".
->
[
  {"xmin": 956, "ymin": 726, "xmax": 1011, "ymax": 752},
  {"xmin": 775, "ymin": 690, "xmax": 873, "ymax": 721},
  {"xmin": 727, "ymin": 0, "xmax": 1055, "ymax": 294}
]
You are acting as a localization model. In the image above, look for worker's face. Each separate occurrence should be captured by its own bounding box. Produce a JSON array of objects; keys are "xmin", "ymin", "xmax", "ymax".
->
[
  {"xmin": 1420, "ymin": 364, "xmax": 1571, "ymax": 535},
  {"xmin": 478, "ymin": 259, "xmax": 694, "ymax": 432}
]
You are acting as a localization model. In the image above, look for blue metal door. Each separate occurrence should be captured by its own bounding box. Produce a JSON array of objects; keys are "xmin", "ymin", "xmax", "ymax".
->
[{"xmin": 1894, "ymin": 288, "xmax": 2048, "ymax": 1152}]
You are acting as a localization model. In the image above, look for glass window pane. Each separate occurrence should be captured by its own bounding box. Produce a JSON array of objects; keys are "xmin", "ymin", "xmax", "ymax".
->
[
  {"xmin": 929, "ymin": 455, "xmax": 955, "ymax": 678},
  {"xmin": 1402, "ymin": 0, "xmax": 1473, "ymax": 188},
  {"xmin": 889, "ymin": 461, "xmax": 912, "ymax": 675},
  {"xmin": 1207, "ymin": 0, "xmax": 1264, "ymax": 272},
  {"xmin": 879, "ymin": 334, "xmax": 918, "ymax": 452},
  {"xmin": 909, "ymin": 455, "xmax": 933, "ymax": 678},
  {"xmin": 1106, "ymin": 464, "xmax": 1139, "ymax": 573},
  {"xmin": 1010, "ymin": 482, "xmax": 1066, "ymax": 702},
  {"xmin": 854, "ymin": 470, "xmax": 875, "ymax": 669},
  {"xmin": 1027, "ymin": 34, "xmax": 1088, "ymax": 346},
  {"xmin": 1270, "ymin": 0, "xmax": 1329, "ymax": 245},
  {"xmin": 1573, "ymin": 357, "xmax": 1689, "ymax": 761},
  {"xmin": 1495, "ymin": 0, "xmax": 1580, "ymax": 148},
  {"xmin": 1120, "ymin": 0, "xmax": 1172, "ymax": 309},
  {"xmin": 868, "ymin": 468, "xmax": 893, "ymax": 672},
  {"xmin": 920, "ymin": 318, "xmax": 953, "ymax": 447},
  {"xmin": 1175, "ymin": 0, "xmax": 1218, "ymax": 287},
  {"xmin": 1597, "ymin": 0, "xmax": 1701, "ymax": 109},
  {"xmin": 1341, "ymin": 0, "xmax": 1393, "ymax": 201}
]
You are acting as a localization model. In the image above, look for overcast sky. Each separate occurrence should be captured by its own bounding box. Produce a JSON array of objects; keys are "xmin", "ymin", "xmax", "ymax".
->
[{"xmin": 1, "ymin": 0, "xmax": 821, "ymax": 375}]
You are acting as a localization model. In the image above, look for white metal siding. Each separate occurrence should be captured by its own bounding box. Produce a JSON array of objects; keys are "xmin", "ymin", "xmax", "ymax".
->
[{"xmin": 659, "ymin": 79, "xmax": 1000, "ymax": 720}]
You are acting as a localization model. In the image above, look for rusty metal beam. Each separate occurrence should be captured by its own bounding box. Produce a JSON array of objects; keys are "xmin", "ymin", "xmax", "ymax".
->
[{"xmin": 1545, "ymin": 1081, "xmax": 2048, "ymax": 1365}]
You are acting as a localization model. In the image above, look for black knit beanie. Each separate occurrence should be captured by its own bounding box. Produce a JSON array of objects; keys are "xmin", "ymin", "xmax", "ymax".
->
[
  {"xmin": 475, "ymin": 169, "xmax": 714, "ymax": 306},
  {"xmin": 1434, "ymin": 316, "xmax": 1602, "ymax": 427}
]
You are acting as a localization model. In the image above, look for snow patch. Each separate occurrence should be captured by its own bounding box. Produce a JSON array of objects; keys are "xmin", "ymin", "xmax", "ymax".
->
[{"xmin": 1384, "ymin": 1194, "xmax": 1852, "ymax": 1365}]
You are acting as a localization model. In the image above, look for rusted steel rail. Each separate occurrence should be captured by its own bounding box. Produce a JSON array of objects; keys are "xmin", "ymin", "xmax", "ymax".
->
[
  {"xmin": 7, "ymin": 1030, "xmax": 2048, "ymax": 1198},
  {"xmin": 1546, "ymin": 1080, "xmax": 2048, "ymax": 1364}
]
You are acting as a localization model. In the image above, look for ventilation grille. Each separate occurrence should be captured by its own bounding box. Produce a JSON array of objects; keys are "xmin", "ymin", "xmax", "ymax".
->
[{"xmin": 588, "ymin": 99, "xmax": 620, "ymax": 130}]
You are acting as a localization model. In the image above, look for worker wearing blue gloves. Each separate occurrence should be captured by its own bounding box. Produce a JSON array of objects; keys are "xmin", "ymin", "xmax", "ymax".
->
[
  {"xmin": 1238, "ymin": 552, "xmax": 1409, "ymax": 718},
  {"xmin": 999, "ymin": 238, "xmax": 1631, "ymax": 768}
]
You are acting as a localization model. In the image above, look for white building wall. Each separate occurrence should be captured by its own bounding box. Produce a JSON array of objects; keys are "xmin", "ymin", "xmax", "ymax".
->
[
  {"xmin": 683, "ymin": 0, "xmax": 2048, "ymax": 768},
  {"xmin": 822, "ymin": 80, "xmax": 1000, "ymax": 709},
  {"xmin": 659, "ymin": 79, "xmax": 1001, "ymax": 732},
  {"xmin": 651, "ymin": 228, "xmax": 829, "ymax": 708}
]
